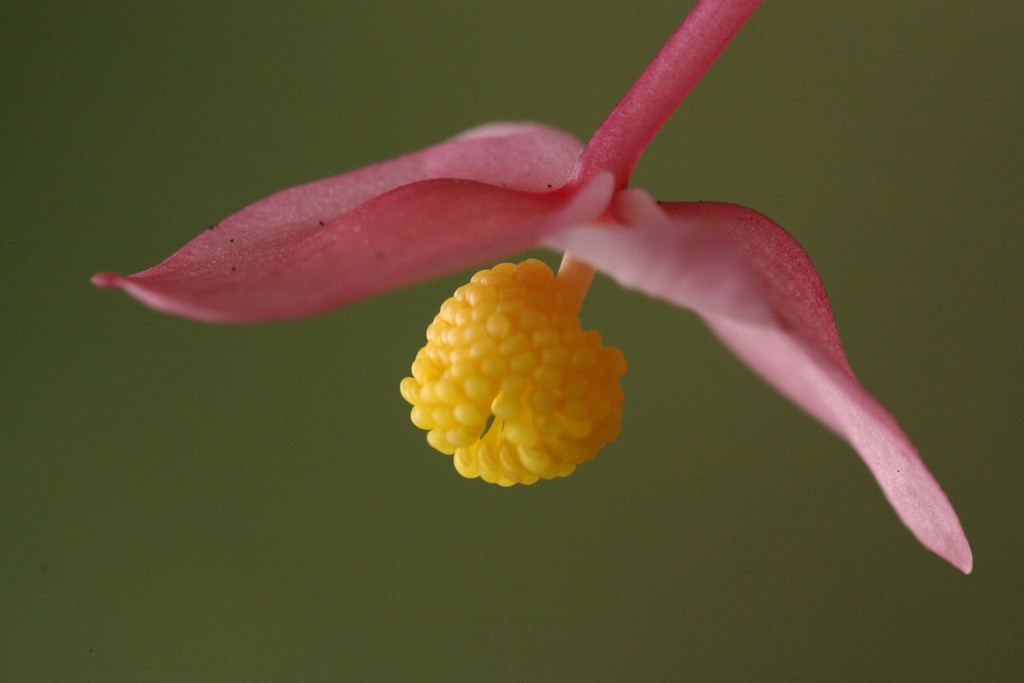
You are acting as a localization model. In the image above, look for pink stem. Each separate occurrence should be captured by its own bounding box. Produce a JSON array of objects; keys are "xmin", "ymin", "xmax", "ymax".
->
[{"xmin": 574, "ymin": 0, "xmax": 763, "ymax": 187}]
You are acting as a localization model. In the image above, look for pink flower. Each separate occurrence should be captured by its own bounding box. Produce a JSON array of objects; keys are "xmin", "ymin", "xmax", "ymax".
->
[{"xmin": 92, "ymin": 0, "xmax": 971, "ymax": 572}]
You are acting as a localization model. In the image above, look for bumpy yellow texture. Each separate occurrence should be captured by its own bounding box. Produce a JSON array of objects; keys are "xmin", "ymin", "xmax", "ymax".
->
[{"xmin": 400, "ymin": 259, "xmax": 627, "ymax": 486}]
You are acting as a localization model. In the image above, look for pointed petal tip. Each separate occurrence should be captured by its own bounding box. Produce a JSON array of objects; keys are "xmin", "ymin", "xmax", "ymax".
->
[
  {"xmin": 91, "ymin": 272, "xmax": 124, "ymax": 288},
  {"xmin": 921, "ymin": 520, "xmax": 972, "ymax": 573},
  {"xmin": 950, "ymin": 542, "xmax": 973, "ymax": 574}
]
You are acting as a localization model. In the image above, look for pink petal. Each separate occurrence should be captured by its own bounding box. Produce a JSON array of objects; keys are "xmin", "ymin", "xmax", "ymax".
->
[
  {"xmin": 548, "ymin": 193, "xmax": 972, "ymax": 572},
  {"xmin": 94, "ymin": 174, "xmax": 614, "ymax": 323},
  {"xmin": 93, "ymin": 124, "xmax": 595, "ymax": 322}
]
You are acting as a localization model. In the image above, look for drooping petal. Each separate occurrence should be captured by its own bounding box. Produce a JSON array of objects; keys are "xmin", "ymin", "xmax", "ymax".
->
[
  {"xmin": 547, "ymin": 193, "xmax": 972, "ymax": 572},
  {"xmin": 93, "ymin": 124, "xmax": 596, "ymax": 322},
  {"xmin": 94, "ymin": 173, "xmax": 614, "ymax": 323}
]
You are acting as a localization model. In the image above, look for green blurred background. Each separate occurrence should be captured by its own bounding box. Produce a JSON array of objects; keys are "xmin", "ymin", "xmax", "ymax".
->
[{"xmin": 3, "ymin": 1, "xmax": 1021, "ymax": 680}]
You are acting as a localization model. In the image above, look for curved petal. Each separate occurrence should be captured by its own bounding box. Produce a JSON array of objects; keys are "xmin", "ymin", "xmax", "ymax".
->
[
  {"xmin": 93, "ymin": 122, "xmax": 581, "ymax": 301},
  {"xmin": 94, "ymin": 174, "xmax": 614, "ymax": 323},
  {"xmin": 547, "ymin": 194, "xmax": 971, "ymax": 572}
]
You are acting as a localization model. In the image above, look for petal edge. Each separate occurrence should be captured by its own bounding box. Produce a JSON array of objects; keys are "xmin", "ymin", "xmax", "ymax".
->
[
  {"xmin": 548, "ymin": 198, "xmax": 971, "ymax": 572},
  {"xmin": 96, "ymin": 174, "xmax": 614, "ymax": 323}
]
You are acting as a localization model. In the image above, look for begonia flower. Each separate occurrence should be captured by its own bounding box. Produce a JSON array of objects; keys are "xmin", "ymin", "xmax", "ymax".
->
[{"xmin": 92, "ymin": 0, "xmax": 972, "ymax": 572}]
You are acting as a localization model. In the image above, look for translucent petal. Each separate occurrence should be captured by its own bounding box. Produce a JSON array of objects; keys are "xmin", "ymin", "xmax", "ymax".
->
[{"xmin": 547, "ymin": 194, "xmax": 972, "ymax": 573}]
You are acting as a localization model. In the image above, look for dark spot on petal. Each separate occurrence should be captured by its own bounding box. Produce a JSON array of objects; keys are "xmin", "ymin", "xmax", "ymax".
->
[
  {"xmin": 546, "ymin": 184, "xmax": 552, "ymax": 189},
  {"xmin": 319, "ymin": 220, "xmax": 325, "ymax": 226},
  {"xmin": 231, "ymin": 266, "xmax": 237, "ymax": 271},
  {"xmin": 229, "ymin": 238, "xmax": 235, "ymax": 243}
]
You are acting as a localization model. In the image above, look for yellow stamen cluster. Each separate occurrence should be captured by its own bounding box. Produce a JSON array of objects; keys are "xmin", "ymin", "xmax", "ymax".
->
[{"xmin": 400, "ymin": 259, "xmax": 627, "ymax": 486}]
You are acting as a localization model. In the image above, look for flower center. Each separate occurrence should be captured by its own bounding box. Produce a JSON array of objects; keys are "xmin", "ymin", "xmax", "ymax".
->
[{"xmin": 400, "ymin": 259, "xmax": 627, "ymax": 486}]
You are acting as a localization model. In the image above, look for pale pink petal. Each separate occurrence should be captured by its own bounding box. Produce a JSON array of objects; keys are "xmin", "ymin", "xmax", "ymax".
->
[
  {"xmin": 551, "ymin": 189, "xmax": 776, "ymax": 325},
  {"xmin": 548, "ymin": 195, "xmax": 972, "ymax": 572},
  {"xmin": 94, "ymin": 174, "xmax": 613, "ymax": 323}
]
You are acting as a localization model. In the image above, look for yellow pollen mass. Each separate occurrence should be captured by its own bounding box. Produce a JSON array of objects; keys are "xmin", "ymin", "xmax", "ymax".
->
[{"xmin": 400, "ymin": 259, "xmax": 627, "ymax": 486}]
